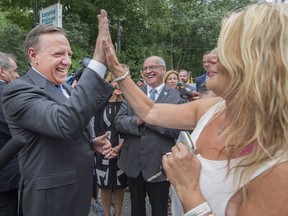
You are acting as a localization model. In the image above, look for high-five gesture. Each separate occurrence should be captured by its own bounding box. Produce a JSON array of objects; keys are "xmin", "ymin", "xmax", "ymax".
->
[
  {"xmin": 93, "ymin": 9, "xmax": 109, "ymax": 64},
  {"xmin": 98, "ymin": 11, "xmax": 125, "ymax": 77}
]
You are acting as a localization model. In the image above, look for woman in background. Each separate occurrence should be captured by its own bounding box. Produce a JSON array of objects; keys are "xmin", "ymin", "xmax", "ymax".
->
[
  {"xmin": 94, "ymin": 72, "xmax": 127, "ymax": 216},
  {"xmin": 164, "ymin": 70, "xmax": 179, "ymax": 89}
]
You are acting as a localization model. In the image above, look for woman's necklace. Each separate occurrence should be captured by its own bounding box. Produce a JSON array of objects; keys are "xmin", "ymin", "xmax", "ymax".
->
[
  {"xmin": 218, "ymin": 125, "xmax": 225, "ymax": 136},
  {"xmin": 218, "ymin": 111, "xmax": 227, "ymax": 136}
]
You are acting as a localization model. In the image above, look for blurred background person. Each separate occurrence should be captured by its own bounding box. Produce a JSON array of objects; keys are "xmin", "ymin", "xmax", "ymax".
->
[
  {"xmin": 136, "ymin": 76, "xmax": 145, "ymax": 88},
  {"xmin": 94, "ymin": 72, "xmax": 127, "ymax": 216},
  {"xmin": 66, "ymin": 57, "xmax": 91, "ymax": 88},
  {"xmin": 195, "ymin": 50, "xmax": 211, "ymax": 92},
  {"xmin": 163, "ymin": 70, "xmax": 179, "ymax": 89},
  {"xmin": 0, "ymin": 52, "xmax": 20, "ymax": 216},
  {"xmin": 198, "ymin": 49, "xmax": 218, "ymax": 99},
  {"xmin": 178, "ymin": 69, "xmax": 196, "ymax": 91}
]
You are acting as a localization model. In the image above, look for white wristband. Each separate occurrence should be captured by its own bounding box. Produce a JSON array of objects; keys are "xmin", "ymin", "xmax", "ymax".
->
[
  {"xmin": 113, "ymin": 71, "xmax": 130, "ymax": 82},
  {"xmin": 184, "ymin": 202, "xmax": 213, "ymax": 216}
]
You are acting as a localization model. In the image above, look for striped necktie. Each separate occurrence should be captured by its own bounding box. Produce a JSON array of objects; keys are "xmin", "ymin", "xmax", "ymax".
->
[{"xmin": 149, "ymin": 88, "xmax": 157, "ymax": 102}]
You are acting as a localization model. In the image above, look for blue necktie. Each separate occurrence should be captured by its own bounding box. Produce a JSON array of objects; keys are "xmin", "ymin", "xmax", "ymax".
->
[
  {"xmin": 55, "ymin": 85, "xmax": 63, "ymax": 94},
  {"xmin": 149, "ymin": 88, "xmax": 157, "ymax": 102}
]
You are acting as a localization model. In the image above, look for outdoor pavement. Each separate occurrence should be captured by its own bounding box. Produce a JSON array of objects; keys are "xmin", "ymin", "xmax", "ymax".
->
[{"xmin": 88, "ymin": 190, "xmax": 151, "ymax": 216}]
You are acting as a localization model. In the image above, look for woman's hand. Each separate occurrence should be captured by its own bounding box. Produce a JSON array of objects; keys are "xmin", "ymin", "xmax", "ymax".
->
[
  {"xmin": 162, "ymin": 143, "xmax": 205, "ymax": 212},
  {"xmin": 101, "ymin": 17, "xmax": 126, "ymax": 77}
]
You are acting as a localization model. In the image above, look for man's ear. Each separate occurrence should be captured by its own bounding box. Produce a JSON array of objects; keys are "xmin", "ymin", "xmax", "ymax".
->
[
  {"xmin": 0, "ymin": 67, "xmax": 5, "ymax": 78},
  {"xmin": 28, "ymin": 48, "xmax": 37, "ymax": 64},
  {"xmin": 162, "ymin": 66, "xmax": 166, "ymax": 74}
]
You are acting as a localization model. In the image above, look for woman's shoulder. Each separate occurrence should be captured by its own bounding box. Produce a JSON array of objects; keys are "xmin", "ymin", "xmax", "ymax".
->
[{"xmin": 191, "ymin": 96, "xmax": 223, "ymax": 121}]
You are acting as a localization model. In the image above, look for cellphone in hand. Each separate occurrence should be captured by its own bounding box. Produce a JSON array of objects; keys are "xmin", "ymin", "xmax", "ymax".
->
[
  {"xmin": 176, "ymin": 131, "xmax": 196, "ymax": 152},
  {"xmin": 147, "ymin": 131, "xmax": 195, "ymax": 182}
]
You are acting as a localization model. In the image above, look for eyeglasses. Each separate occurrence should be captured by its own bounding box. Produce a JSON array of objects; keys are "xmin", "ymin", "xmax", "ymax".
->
[{"xmin": 141, "ymin": 65, "xmax": 163, "ymax": 72}]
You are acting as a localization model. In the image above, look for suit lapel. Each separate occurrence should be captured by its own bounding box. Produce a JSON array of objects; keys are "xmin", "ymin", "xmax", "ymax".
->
[
  {"xmin": 156, "ymin": 85, "xmax": 170, "ymax": 103},
  {"xmin": 62, "ymin": 83, "xmax": 72, "ymax": 96},
  {"xmin": 142, "ymin": 85, "xmax": 171, "ymax": 103},
  {"xmin": 141, "ymin": 85, "xmax": 148, "ymax": 94},
  {"xmin": 27, "ymin": 68, "xmax": 67, "ymax": 104}
]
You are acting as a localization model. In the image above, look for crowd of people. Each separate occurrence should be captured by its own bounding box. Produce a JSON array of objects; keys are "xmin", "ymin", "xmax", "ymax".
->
[{"xmin": 0, "ymin": 2, "xmax": 288, "ymax": 216}]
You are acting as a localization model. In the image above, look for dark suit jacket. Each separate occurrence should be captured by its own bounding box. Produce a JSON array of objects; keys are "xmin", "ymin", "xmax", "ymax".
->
[
  {"xmin": 115, "ymin": 85, "xmax": 187, "ymax": 182},
  {"xmin": 195, "ymin": 73, "xmax": 207, "ymax": 91},
  {"xmin": 0, "ymin": 81, "xmax": 20, "ymax": 192},
  {"xmin": 1, "ymin": 67, "xmax": 114, "ymax": 216}
]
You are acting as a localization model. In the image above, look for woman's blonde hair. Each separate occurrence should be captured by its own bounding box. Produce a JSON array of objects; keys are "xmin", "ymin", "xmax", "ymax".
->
[
  {"xmin": 163, "ymin": 70, "xmax": 179, "ymax": 83},
  {"xmin": 218, "ymin": 3, "xmax": 288, "ymax": 188}
]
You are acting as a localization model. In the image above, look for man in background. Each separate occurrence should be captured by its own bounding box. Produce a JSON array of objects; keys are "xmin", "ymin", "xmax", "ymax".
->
[
  {"xmin": 178, "ymin": 69, "xmax": 196, "ymax": 91},
  {"xmin": 115, "ymin": 56, "xmax": 186, "ymax": 216},
  {"xmin": 0, "ymin": 52, "xmax": 20, "ymax": 216},
  {"xmin": 195, "ymin": 50, "xmax": 211, "ymax": 91}
]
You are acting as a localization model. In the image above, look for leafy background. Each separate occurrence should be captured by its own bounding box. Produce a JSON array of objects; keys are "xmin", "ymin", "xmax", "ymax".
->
[{"xmin": 0, "ymin": 0, "xmax": 272, "ymax": 82}]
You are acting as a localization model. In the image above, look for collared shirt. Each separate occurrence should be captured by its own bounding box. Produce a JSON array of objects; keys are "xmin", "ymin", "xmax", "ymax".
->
[{"xmin": 146, "ymin": 83, "xmax": 165, "ymax": 102}]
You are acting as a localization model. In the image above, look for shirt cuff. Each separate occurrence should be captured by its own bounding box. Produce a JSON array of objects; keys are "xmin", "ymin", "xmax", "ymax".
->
[{"xmin": 87, "ymin": 60, "xmax": 106, "ymax": 78}]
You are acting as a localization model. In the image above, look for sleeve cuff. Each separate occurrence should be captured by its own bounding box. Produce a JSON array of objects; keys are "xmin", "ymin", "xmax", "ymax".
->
[{"xmin": 87, "ymin": 60, "xmax": 107, "ymax": 78}]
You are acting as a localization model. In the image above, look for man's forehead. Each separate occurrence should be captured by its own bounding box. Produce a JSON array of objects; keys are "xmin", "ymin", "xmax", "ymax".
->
[
  {"xmin": 179, "ymin": 71, "xmax": 188, "ymax": 75},
  {"xmin": 144, "ymin": 58, "xmax": 158, "ymax": 65},
  {"xmin": 207, "ymin": 53, "xmax": 218, "ymax": 59}
]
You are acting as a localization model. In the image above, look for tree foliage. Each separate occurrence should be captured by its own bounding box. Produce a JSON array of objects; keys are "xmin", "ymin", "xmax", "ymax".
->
[
  {"xmin": 0, "ymin": 15, "xmax": 28, "ymax": 75},
  {"xmin": 0, "ymin": 0, "xmax": 260, "ymax": 80}
]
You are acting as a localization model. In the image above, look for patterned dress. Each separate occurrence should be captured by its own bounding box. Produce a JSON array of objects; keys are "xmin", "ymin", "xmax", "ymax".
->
[{"xmin": 94, "ymin": 101, "xmax": 127, "ymax": 190}]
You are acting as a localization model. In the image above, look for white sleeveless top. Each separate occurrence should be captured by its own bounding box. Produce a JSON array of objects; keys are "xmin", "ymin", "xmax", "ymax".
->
[{"xmin": 171, "ymin": 101, "xmax": 286, "ymax": 216}]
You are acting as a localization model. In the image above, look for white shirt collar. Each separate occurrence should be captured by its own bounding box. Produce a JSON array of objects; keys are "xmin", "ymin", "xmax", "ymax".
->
[{"xmin": 147, "ymin": 83, "xmax": 165, "ymax": 94}]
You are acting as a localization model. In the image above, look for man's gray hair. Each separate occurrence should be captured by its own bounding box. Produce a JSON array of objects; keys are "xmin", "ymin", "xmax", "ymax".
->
[
  {"xmin": 24, "ymin": 24, "xmax": 66, "ymax": 62},
  {"xmin": 146, "ymin": 56, "xmax": 166, "ymax": 67},
  {"xmin": 0, "ymin": 52, "xmax": 16, "ymax": 69}
]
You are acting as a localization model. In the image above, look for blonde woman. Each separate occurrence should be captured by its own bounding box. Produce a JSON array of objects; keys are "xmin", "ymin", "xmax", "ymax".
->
[
  {"xmin": 163, "ymin": 70, "xmax": 179, "ymax": 89},
  {"xmin": 98, "ymin": 3, "xmax": 288, "ymax": 215}
]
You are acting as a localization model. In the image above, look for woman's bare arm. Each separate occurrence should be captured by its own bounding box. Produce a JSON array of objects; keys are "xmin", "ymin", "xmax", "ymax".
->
[{"xmin": 100, "ymin": 16, "xmax": 221, "ymax": 129}]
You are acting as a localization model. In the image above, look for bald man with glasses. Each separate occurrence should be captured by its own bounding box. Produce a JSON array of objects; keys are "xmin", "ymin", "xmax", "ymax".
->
[{"xmin": 115, "ymin": 56, "xmax": 187, "ymax": 216}]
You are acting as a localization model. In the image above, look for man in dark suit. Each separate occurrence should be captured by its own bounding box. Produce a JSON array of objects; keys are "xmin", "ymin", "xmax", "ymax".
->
[
  {"xmin": 0, "ymin": 52, "xmax": 20, "ymax": 216},
  {"xmin": 195, "ymin": 50, "xmax": 211, "ymax": 91},
  {"xmin": 115, "ymin": 56, "xmax": 187, "ymax": 216},
  {"xmin": 1, "ymin": 15, "xmax": 115, "ymax": 216}
]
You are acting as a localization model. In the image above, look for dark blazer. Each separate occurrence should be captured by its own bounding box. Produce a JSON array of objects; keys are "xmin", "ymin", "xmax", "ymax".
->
[
  {"xmin": 0, "ymin": 81, "xmax": 20, "ymax": 192},
  {"xmin": 195, "ymin": 72, "xmax": 207, "ymax": 91},
  {"xmin": 115, "ymin": 85, "xmax": 187, "ymax": 182},
  {"xmin": 1, "ymin": 67, "xmax": 114, "ymax": 216}
]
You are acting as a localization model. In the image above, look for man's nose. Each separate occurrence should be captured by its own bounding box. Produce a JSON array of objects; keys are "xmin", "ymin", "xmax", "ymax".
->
[{"xmin": 61, "ymin": 55, "xmax": 72, "ymax": 65}]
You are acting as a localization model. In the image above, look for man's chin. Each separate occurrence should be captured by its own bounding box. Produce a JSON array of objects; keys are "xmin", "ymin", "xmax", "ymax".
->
[{"xmin": 56, "ymin": 77, "xmax": 67, "ymax": 84}]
